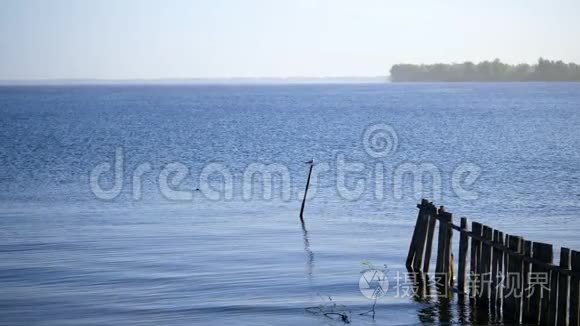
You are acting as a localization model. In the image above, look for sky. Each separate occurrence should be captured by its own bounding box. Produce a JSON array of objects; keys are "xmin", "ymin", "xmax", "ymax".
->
[{"xmin": 0, "ymin": 0, "xmax": 579, "ymax": 80}]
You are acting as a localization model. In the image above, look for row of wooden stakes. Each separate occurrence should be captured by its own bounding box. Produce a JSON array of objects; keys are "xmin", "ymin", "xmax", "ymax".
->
[{"xmin": 406, "ymin": 199, "xmax": 580, "ymax": 325}]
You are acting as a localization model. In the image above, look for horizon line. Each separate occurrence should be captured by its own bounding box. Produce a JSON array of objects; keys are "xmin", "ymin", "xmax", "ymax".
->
[{"xmin": 0, "ymin": 76, "xmax": 389, "ymax": 86}]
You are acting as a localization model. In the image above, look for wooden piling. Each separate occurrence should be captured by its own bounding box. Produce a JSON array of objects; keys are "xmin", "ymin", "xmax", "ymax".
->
[
  {"xmin": 547, "ymin": 252, "xmax": 560, "ymax": 325},
  {"xmin": 407, "ymin": 200, "xmax": 428, "ymax": 269},
  {"xmin": 570, "ymin": 250, "xmax": 580, "ymax": 326},
  {"xmin": 422, "ymin": 205, "xmax": 438, "ymax": 273},
  {"xmin": 504, "ymin": 235, "xmax": 523, "ymax": 323},
  {"xmin": 491, "ymin": 230, "xmax": 504, "ymax": 314},
  {"xmin": 519, "ymin": 240, "xmax": 531, "ymax": 323},
  {"xmin": 412, "ymin": 212, "xmax": 429, "ymax": 271},
  {"xmin": 435, "ymin": 207, "xmax": 445, "ymax": 275},
  {"xmin": 457, "ymin": 217, "xmax": 469, "ymax": 293},
  {"xmin": 558, "ymin": 248, "xmax": 571, "ymax": 326},
  {"xmin": 529, "ymin": 242, "xmax": 553, "ymax": 324},
  {"xmin": 445, "ymin": 212, "xmax": 453, "ymax": 288},
  {"xmin": 480, "ymin": 225, "xmax": 493, "ymax": 307},
  {"xmin": 299, "ymin": 162, "xmax": 314, "ymax": 223},
  {"xmin": 527, "ymin": 241, "xmax": 541, "ymax": 323},
  {"xmin": 501, "ymin": 234, "xmax": 508, "ymax": 316},
  {"xmin": 470, "ymin": 222, "xmax": 483, "ymax": 302},
  {"xmin": 539, "ymin": 244, "xmax": 554, "ymax": 325},
  {"xmin": 435, "ymin": 208, "xmax": 452, "ymax": 288}
]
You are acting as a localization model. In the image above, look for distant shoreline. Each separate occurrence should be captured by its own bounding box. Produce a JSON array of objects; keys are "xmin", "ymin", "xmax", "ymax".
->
[{"xmin": 390, "ymin": 58, "xmax": 580, "ymax": 82}]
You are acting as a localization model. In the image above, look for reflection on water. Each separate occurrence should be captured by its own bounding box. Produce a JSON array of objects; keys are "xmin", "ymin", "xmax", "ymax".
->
[
  {"xmin": 406, "ymin": 269, "xmax": 511, "ymax": 325},
  {"xmin": 301, "ymin": 221, "xmax": 314, "ymax": 279}
]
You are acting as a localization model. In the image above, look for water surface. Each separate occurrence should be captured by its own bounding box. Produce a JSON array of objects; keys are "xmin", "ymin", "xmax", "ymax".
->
[{"xmin": 1, "ymin": 83, "xmax": 579, "ymax": 325}]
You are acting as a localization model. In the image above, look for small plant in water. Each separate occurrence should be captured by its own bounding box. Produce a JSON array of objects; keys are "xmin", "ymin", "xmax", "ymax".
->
[
  {"xmin": 306, "ymin": 262, "xmax": 388, "ymax": 323},
  {"xmin": 305, "ymin": 294, "xmax": 351, "ymax": 324},
  {"xmin": 358, "ymin": 261, "xmax": 389, "ymax": 320}
]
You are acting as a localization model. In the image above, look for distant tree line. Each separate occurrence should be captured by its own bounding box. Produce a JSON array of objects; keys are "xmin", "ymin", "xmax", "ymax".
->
[{"xmin": 390, "ymin": 58, "xmax": 580, "ymax": 82}]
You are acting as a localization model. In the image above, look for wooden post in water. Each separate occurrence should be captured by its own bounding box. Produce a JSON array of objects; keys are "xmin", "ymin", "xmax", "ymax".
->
[
  {"xmin": 557, "ymin": 248, "xmax": 571, "ymax": 326},
  {"xmin": 548, "ymin": 247, "xmax": 563, "ymax": 325},
  {"xmin": 480, "ymin": 225, "xmax": 493, "ymax": 307},
  {"xmin": 570, "ymin": 250, "xmax": 580, "ymax": 326},
  {"xmin": 521, "ymin": 240, "xmax": 533, "ymax": 322},
  {"xmin": 457, "ymin": 217, "xmax": 469, "ymax": 293},
  {"xmin": 412, "ymin": 212, "xmax": 429, "ymax": 271},
  {"xmin": 504, "ymin": 235, "xmax": 514, "ymax": 320},
  {"xmin": 539, "ymin": 243, "xmax": 554, "ymax": 325},
  {"xmin": 435, "ymin": 207, "xmax": 452, "ymax": 288},
  {"xmin": 406, "ymin": 203, "xmax": 421, "ymax": 269},
  {"xmin": 407, "ymin": 200, "xmax": 429, "ymax": 271},
  {"xmin": 434, "ymin": 207, "xmax": 444, "ymax": 275},
  {"xmin": 504, "ymin": 235, "xmax": 523, "ymax": 322},
  {"xmin": 501, "ymin": 234, "xmax": 509, "ymax": 316},
  {"xmin": 444, "ymin": 211, "xmax": 453, "ymax": 288},
  {"xmin": 491, "ymin": 230, "xmax": 504, "ymax": 316},
  {"xmin": 529, "ymin": 242, "xmax": 553, "ymax": 324},
  {"xmin": 299, "ymin": 162, "xmax": 314, "ymax": 223},
  {"xmin": 514, "ymin": 237, "xmax": 525, "ymax": 324},
  {"xmin": 470, "ymin": 222, "xmax": 483, "ymax": 303},
  {"xmin": 422, "ymin": 204, "xmax": 438, "ymax": 273}
]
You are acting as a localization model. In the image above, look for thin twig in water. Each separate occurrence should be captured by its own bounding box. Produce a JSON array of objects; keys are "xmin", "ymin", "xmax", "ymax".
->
[
  {"xmin": 358, "ymin": 298, "xmax": 377, "ymax": 320},
  {"xmin": 305, "ymin": 294, "xmax": 351, "ymax": 324}
]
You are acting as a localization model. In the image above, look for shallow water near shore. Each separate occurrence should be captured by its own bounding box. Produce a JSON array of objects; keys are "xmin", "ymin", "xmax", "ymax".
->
[{"xmin": 1, "ymin": 83, "xmax": 579, "ymax": 325}]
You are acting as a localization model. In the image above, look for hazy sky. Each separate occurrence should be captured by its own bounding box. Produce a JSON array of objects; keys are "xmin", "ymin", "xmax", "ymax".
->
[{"xmin": 0, "ymin": 0, "xmax": 579, "ymax": 79}]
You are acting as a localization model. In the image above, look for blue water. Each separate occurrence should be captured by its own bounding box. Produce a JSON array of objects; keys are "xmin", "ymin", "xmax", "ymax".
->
[{"xmin": 1, "ymin": 83, "xmax": 579, "ymax": 325}]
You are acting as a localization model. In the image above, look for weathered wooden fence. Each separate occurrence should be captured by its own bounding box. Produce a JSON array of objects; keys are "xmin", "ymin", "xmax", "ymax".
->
[{"xmin": 406, "ymin": 199, "xmax": 580, "ymax": 325}]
